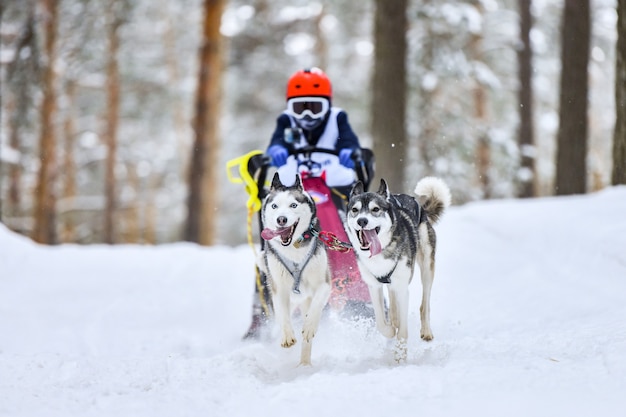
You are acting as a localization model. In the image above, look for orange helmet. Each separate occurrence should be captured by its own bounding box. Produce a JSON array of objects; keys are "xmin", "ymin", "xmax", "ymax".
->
[{"xmin": 286, "ymin": 67, "xmax": 332, "ymax": 100}]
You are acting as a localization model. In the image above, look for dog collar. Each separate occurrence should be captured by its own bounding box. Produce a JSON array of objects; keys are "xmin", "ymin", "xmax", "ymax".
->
[{"xmin": 293, "ymin": 225, "xmax": 319, "ymax": 248}]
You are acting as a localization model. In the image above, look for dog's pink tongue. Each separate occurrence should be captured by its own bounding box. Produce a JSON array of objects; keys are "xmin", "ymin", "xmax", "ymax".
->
[
  {"xmin": 261, "ymin": 227, "xmax": 290, "ymax": 241},
  {"xmin": 364, "ymin": 229, "xmax": 382, "ymax": 257}
]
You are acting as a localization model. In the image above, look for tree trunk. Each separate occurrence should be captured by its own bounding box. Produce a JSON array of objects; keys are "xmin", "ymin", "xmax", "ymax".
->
[
  {"xmin": 61, "ymin": 80, "xmax": 77, "ymax": 242},
  {"xmin": 371, "ymin": 0, "xmax": 407, "ymax": 191},
  {"xmin": 184, "ymin": 0, "xmax": 225, "ymax": 244},
  {"xmin": 145, "ymin": 173, "xmax": 159, "ymax": 244},
  {"xmin": 469, "ymin": 2, "xmax": 491, "ymax": 199},
  {"xmin": 555, "ymin": 0, "xmax": 590, "ymax": 195},
  {"xmin": 613, "ymin": 0, "xmax": 626, "ymax": 185},
  {"xmin": 517, "ymin": 0, "xmax": 536, "ymax": 198},
  {"xmin": 103, "ymin": 0, "xmax": 122, "ymax": 244},
  {"xmin": 6, "ymin": 9, "xmax": 37, "ymax": 220},
  {"xmin": 125, "ymin": 162, "xmax": 140, "ymax": 243},
  {"xmin": 33, "ymin": 0, "xmax": 59, "ymax": 244},
  {"xmin": 8, "ymin": 99, "xmax": 22, "ymax": 217}
]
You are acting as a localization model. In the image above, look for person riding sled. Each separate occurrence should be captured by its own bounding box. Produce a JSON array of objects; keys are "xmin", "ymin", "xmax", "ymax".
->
[
  {"xmin": 241, "ymin": 67, "xmax": 374, "ymax": 338},
  {"xmin": 268, "ymin": 67, "xmax": 359, "ymax": 206}
]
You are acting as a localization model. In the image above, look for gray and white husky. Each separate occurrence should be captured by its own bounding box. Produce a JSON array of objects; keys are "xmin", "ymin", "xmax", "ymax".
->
[
  {"xmin": 259, "ymin": 172, "xmax": 331, "ymax": 366},
  {"xmin": 345, "ymin": 177, "xmax": 451, "ymax": 361}
]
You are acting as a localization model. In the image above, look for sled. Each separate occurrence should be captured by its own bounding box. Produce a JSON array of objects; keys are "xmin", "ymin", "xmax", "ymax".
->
[{"xmin": 227, "ymin": 146, "xmax": 375, "ymax": 331}]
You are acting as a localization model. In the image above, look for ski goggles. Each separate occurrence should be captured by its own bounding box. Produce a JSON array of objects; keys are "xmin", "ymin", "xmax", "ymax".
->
[{"xmin": 287, "ymin": 97, "xmax": 329, "ymax": 120}]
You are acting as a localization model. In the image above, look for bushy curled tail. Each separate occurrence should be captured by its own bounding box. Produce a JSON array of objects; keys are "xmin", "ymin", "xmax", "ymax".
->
[{"xmin": 414, "ymin": 177, "xmax": 451, "ymax": 225}]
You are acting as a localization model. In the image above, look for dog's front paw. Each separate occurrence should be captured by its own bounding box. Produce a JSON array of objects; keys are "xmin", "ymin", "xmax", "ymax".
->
[
  {"xmin": 420, "ymin": 326, "xmax": 434, "ymax": 341},
  {"xmin": 301, "ymin": 324, "xmax": 316, "ymax": 343},
  {"xmin": 281, "ymin": 329, "xmax": 297, "ymax": 348}
]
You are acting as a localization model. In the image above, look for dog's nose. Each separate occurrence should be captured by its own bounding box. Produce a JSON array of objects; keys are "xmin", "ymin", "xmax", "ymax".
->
[
  {"xmin": 357, "ymin": 218, "xmax": 368, "ymax": 228},
  {"xmin": 277, "ymin": 216, "xmax": 288, "ymax": 227}
]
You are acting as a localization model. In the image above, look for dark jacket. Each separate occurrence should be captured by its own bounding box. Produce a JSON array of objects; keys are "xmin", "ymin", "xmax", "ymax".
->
[{"xmin": 267, "ymin": 110, "xmax": 360, "ymax": 152}]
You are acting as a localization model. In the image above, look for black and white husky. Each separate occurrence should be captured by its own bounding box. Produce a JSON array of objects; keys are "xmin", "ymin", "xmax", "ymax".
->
[
  {"xmin": 345, "ymin": 177, "xmax": 451, "ymax": 361},
  {"xmin": 259, "ymin": 173, "xmax": 331, "ymax": 366}
]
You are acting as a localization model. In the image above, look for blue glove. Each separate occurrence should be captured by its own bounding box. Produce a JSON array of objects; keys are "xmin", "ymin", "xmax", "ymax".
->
[
  {"xmin": 267, "ymin": 145, "xmax": 288, "ymax": 167},
  {"xmin": 339, "ymin": 148, "xmax": 355, "ymax": 169}
]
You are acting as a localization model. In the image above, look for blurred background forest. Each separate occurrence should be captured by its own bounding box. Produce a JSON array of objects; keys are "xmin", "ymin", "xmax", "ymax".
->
[{"xmin": 1, "ymin": 0, "xmax": 624, "ymax": 246}]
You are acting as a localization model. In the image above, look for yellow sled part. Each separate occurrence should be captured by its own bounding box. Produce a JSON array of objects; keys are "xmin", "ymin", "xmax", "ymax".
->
[{"xmin": 226, "ymin": 150, "xmax": 264, "ymax": 212}]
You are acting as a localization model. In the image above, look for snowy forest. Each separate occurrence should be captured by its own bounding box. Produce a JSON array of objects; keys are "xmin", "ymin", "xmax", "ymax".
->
[{"xmin": 1, "ymin": 0, "xmax": 625, "ymax": 246}]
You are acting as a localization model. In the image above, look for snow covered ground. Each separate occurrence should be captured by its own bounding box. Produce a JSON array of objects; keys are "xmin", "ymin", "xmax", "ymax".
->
[{"xmin": 1, "ymin": 187, "xmax": 626, "ymax": 417}]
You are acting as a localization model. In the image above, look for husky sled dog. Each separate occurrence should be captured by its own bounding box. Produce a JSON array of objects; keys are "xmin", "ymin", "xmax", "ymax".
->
[
  {"xmin": 345, "ymin": 177, "xmax": 451, "ymax": 361},
  {"xmin": 259, "ymin": 173, "xmax": 331, "ymax": 365}
]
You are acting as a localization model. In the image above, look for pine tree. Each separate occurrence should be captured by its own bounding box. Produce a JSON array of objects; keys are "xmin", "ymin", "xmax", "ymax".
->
[
  {"xmin": 371, "ymin": 0, "xmax": 407, "ymax": 190},
  {"xmin": 555, "ymin": 0, "xmax": 591, "ymax": 195},
  {"xmin": 613, "ymin": 0, "xmax": 626, "ymax": 185},
  {"xmin": 33, "ymin": 0, "xmax": 59, "ymax": 244},
  {"xmin": 185, "ymin": 0, "xmax": 225, "ymax": 244},
  {"xmin": 517, "ymin": 0, "xmax": 536, "ymax": 197}
]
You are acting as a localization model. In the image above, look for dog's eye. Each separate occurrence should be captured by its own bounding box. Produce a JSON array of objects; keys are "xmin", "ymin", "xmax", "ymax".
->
[
  {"xmin": 271, "ymin": 203, "xmax": 278, "ymax": 209},
  {"xmin": 290, "ymin": 203, "xmax": 297, "ymax": 208},
  {"xmin": 372, "ymin": 207, "xmax": 380, "ymax": 213},
  {"xmin": 351, "ymin": 207, "xmax": 358, "ymax": 213}
]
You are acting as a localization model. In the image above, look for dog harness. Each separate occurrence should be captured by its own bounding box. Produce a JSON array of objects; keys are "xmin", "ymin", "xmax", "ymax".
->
[
  {"xmin": 266, "ymin": 232, "xmax": 318, "ymax": 294},
  {"xmin": 371, "ymin": 196, "xmax": 425, "ymax": 284},
  {"xmin": 374, "ymin": 264, "xmax": 397, "ymax": 284}
]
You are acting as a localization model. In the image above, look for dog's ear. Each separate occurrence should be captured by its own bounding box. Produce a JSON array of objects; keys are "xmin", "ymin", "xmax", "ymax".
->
[
  {"xmin": 350, "ymin": 181, "xmax": 364, "ymax": 199},
  {"xmin": 378, "ymin": 179, "xmax": 390, "ymax": 200},
  {"xmin": 270, "ymin": 172, "xmax": 284, "ymax": 191},
  {"xmin": 294, "ymin": 174, "xmax": 303, "ymax": 191}
]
